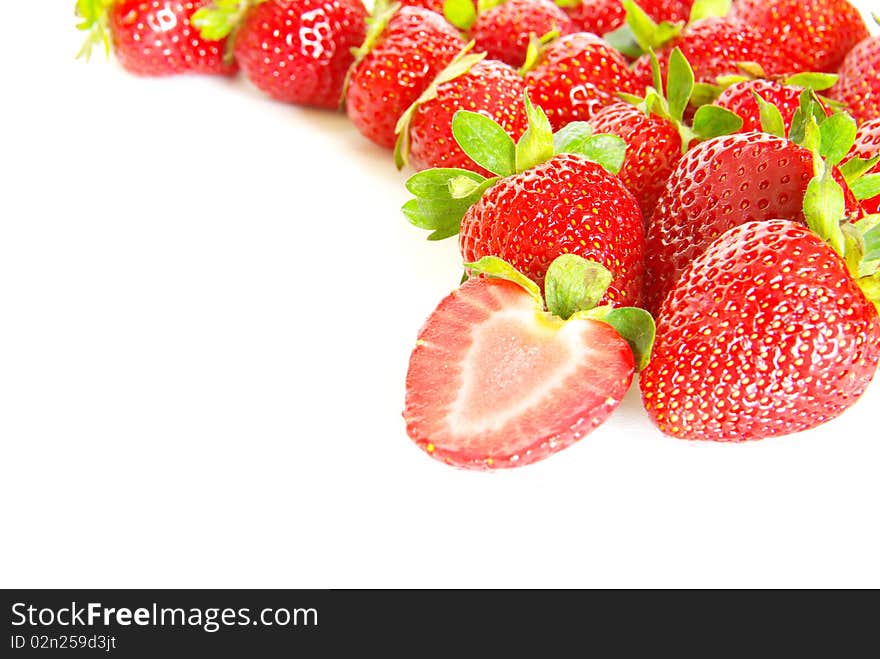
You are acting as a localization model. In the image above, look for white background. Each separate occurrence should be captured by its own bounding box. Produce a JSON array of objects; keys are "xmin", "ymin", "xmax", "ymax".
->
[{"xmin": 1, "ymin": 3, "xmax": 878, "ymax": 589}]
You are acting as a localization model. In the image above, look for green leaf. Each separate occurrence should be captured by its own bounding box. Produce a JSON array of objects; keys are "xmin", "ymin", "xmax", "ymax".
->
[
  {"xmin": 403, "ymin": 171, "xmax": 498, "ymax": 239},
  {"xmin": 688, "ymin": 0, "xmax": 731, "ymax": 22},
  {"xmin": 603, "ymin": 24, "xmax": 644, "ymax": 59},
  {"xmin": 666, "ymin": 48, "xmax": 694, "ymax": 123},
  {"xmin": 405, "ymin": 168, "xmax": 485, "ymax": 198},
  {"xmin": 840, "ymin": 155, "xmax": 880, "ymax": 183},
  {"xmin": 554, "ymin": 0, "xmax": 580, "ymax": 7},
  {"xmin": 850, "ymin": 174, "xmax": 880, "ymax": 202},
  {"xmin": 75, "ymin": 0, "xmax": 113, "ymax": 60},
  {"xmin": 860, "ymin": 215, "xmax": 880, "ymax": 262},
  {"xmin": 566, "ymin": 134, "xmax": 628, "ymax": 175},
  {"xmin": 477, "ymin": 0, "xmax": 504, "ymax": 10},
  {"xmin": 601, "ymin": 307, "xmax": 656, "ymax": 371},
  {"xmin": 691, "ymin": 105, "xmax": 743, "ymax": 140},
  {"xmin": 515, "ymin": 92, "xmax": 555, "ymax": 173},
  {"xmin": 623, "ymin": 0, "xmax": 660, "ymax": 52},
  {"xmin": 783, "ymin": 72, "xmax": 839, "ymax": 92},
  {"xmin": 544, "ymin": 255, "xmax": 613, "ymax": 320},
  {"xmin": 443, "ymin": 0, "xmax": 477, "ymax": 31},
  {"xmin": 735, "ymin": 61, "xmax": 766, "ymax": 79},
  {"xmin": 464, "ymin": 256, "xmax": 544, "ymax": 307},
  {"xmin": 751, "ymin": 91, "xmax": 785, "ymax": 138},
  {"xmin": 789, "ymin": 89, "xmax": 828, "ymax": 145},
  {"xmin": 451, "ymin": 111, "xmax": 517, "ymax": 177},
  {"xmin": 552, "ymin": 122, "xmax": 593, "ymax": 154},
  {"xmin": 818, "ymin": 112, "xmax": 857, "ymax": 167},
  {"xmin": 518, "ymin": 30, "xmax": 559, "ymax": 75},
  {"xmin": 191, "ymin": 0, "xmax": 249, "ymax": 41},
  {"xmin": 803, "ymin": 173, "xmax": 846, "ymax": 257},
  {"xmin": 690, "ymin": 82, "xmax": 722, "ymax": 107}
]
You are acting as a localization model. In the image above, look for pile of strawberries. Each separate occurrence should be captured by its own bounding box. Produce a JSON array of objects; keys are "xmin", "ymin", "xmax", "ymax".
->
[{"xmin": 78, "ymin": 0, "xmax": 880, "ymax": 469}]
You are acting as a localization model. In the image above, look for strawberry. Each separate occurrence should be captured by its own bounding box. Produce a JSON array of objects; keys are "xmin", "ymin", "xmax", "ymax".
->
[
  {"xmin": 640, "ymin": 219, "xmax": 880, "ymax": 442},
  {"xmin": 730, "ymin": 0, "xmax": 869, "ymax": 73},
  {"xmin": 831, "ymin": 33, "xmax": 880, "ymax": 126},
  {"xmin": 845, "ymin": 117, "xmax": 880, "ymax": 215},
  {"xmin": 404, "ymin": 254, "xmax": 654, "ymax": 469},
  {"xmin": 589, "ymin": 48, "xmax": 743, "ymax": 218},
  {"xmin": 524, "ymin": 32, "xmax": 639, "ymax": 130},
  {"xmin": 714, "ymin": 76, "xmax": 836, "ymax": 135},
  {"xmin": 346, "ymin": 5, "xmax": 464, "ymax": 148},
  {"xmin": 472, "ymin": 0, "xmax": 574, "ymax": 68},
  {"xmin": 403, "ymin": 95, "xmax": 643, "ymax": 303},
  {"xmin": 76, "ymin": 0, "xmax": 236, "ymax": 75},
  {"xmin": 402, "ymin": 94, "xmax": 643, "ymax": 304},
  {"xmin": 192, "ymin": 0, "xmax": 368, "ymax": 108},
  {"xmin": 643, "ymin": 122, "xmax": 862, "ymax": 315},
  {"xmin": 395, "ymin": 52, "xmax": 528, "ymax": 175},
  {"xmin": 564, "ymin": 0, "xmax": 692, "ymax": 36},
  {"xmin": 631, "ymin": 18, "xmax": 804, "ymax": 90}
]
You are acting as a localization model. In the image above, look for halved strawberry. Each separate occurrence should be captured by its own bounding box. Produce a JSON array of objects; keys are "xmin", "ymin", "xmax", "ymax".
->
[{"xmin": 404, "ymin": 255, "xmax": 653, "ymax": 469}]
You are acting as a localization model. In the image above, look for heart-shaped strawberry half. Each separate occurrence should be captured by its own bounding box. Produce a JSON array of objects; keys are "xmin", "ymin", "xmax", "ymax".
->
[{"xmin": 404, "ymin": 255, "xmax": 655, "ymax": 469}]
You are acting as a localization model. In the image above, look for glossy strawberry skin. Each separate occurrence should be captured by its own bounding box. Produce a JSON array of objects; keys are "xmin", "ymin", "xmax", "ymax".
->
[
  {"xmin": 730, "ymin": 0, "xmax": 868, "ymax": 73},
  {"xmin": 643, "ymin": 132, "xmax": 861, "ymax": 315},
  {"xmin": 108, "ymin": 0, "xmax": 235, "ymax": 75},
  {"xmin": 346, "ymin": 7, "xmax": 464, "ymax": 148},
  {"xmin": 848, "ymin": 118, "xmax": 880, "ymax": 215},
  {"xmin": 831, "ymin": 35, "xmax": 880, "ymax": 126},
  {"xmin": 565, "ymin": 0, "xmax": 693, "ymax": 37},
  {"xmin": 473, "ymin": 0, "xmax": 574, "ymax": 68},
  {"xmin": 589, "ymin": 102, "xmax": 683, "ymax": 219},
  {"xmin": 525, "ymin": 33, "xmax": 639, "ymax": 130},
  {"xmin": 641, "ymin": 220, "xmax": 880, "ymax": 442},
  {"xmin": 233, "ymin": 0, "xmax": 367, "ymax": 108},
  {"xmin": 459, "ymin": 154, "xmax": 645, "ymax": 306},
  {"xmin": 404, "ymin": 277, "xmax": 634, "ymax": 469},
  {"xmin": 408, "ymin": 60, "xmax": 528, "ymax": 176},
  {"xmin": 715, "ymin": 79, "xmax": 829, "ymax": 135},
  {"xmin": 632, "ymin": 18, "xmax": 804, "ymax": 91}
]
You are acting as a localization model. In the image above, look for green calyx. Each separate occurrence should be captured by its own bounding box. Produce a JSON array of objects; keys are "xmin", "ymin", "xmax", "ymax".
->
[
  {"xmin": 796, "ymin": 110, "xmax": 880, "ymax": 312},
  {"xmin": 75, "ymin": 0, "xmax": 114, "ymax": 61},
  {"xmin": 394, "ymin": 42, "xmax": 487, "ymax": 170},
  {"xmin": 604, "ymin": 0, "xmax": 730, "ymax": 59},
  {"xmin": 443, "ymin": 0, "xmax": 478, "ymax": 31},
  {"xmin": 619, "ymin": 48, "xmax": 742, "ymax": 153},
  {"xmin": 466, "ymin": 255, "xmax": 656, "ymax": 370},
  {"xmin": 191, "ymin": 0, "xmax": 259, "ymax": 65},
  {"xmin": 518, "ymin": 30, "xmax": 561, "ymax": 76},
  {"xmin": 401, "ymin": 91, "xmax": 627, "ymax": 239}
]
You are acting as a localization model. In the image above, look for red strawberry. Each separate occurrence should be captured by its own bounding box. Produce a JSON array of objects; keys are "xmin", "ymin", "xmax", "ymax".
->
[
  {"xmin": 473, "ymin": 0, "xmax": 574, "ymax": 67},
  {"xmin": 641, "ymin": 219, "xmax": 880, "ymax": 442},
  {"xmin": 714, "ymin": 78, "xmax": 833, "ymax": 135},
  {"xmin": 631, "ymin": 18, "xmax": 804, "ymax": 90},
  {"xmin": 346, "ymin": 6, "xmax": 464, "ymax": 148},
  {"xmin": 76, "ymin": 0, "xmax": 235, "ymax": 75},
  {"xmin": 831, "ymin": 34, "xmax": 880, "ymax": 125},
  {"xmin": 404, "ymin": 255, "xmax": 652, "ymax": 469},
  {"xmin": 587, "ymin": 48, "xmax": 744, "ymax": 218},
  {"xmin": 730, "ymin": 0, "xmax": 869, "ymax": 73},
  {"xmin": 643, "ymin": 132, "xmax": 862, "ymax": 314},
  {"xmin": 398, "ymin": 57, "xmax": 528, "ymax": 175},
  {"xmin": 524, "ymin": 32, "xmax": 638, "ymax": 130},
  {"xmin": 847, "ymin": 117, "xmax": 880, "ymax": 215},
  {"xmin": 217, "ymin": 0, "xmax": 368, "ymax": 107},
  {"xmin": 460, "ymin": 154, "xmax": 644, "ymax": 303},
  {"xmin": 402, "ymin": 94, "xmax": 642, "ymax": 302},
  {"xmin": 564, "ymin": 0, "xmax": 693, "ymax": 37},
  {"xmin": 591, "ymin": 102, "xmax": 683, "ymax": 217}
]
